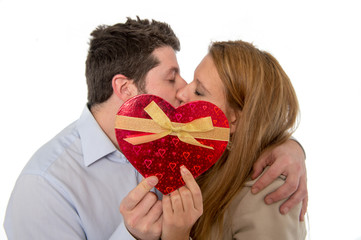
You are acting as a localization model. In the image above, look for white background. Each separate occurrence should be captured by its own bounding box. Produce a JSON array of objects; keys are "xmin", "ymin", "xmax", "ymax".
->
[{"xmin": 1, "ymin": 0, "xmax": 360, "ymax": 239}]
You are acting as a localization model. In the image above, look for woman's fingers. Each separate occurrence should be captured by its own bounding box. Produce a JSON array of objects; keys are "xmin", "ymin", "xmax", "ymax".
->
[
  {"xmin": 170, "ymin": 189, "xmax": 184, "ymax": 213},
  {"xmin": 180, "ymin": 165, "xmax": 203, "ymax": 212}
]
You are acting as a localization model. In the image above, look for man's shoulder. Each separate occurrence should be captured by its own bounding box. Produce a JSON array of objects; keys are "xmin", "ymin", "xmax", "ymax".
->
[{"xmin": 21, "ymin": 120, "xmax": 81, "ymax": 177}]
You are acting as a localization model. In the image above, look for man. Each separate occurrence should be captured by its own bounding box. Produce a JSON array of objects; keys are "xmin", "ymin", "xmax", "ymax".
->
[{"xmin": 4, "ymin": 17, "xmax": 307, "ymax": 239}]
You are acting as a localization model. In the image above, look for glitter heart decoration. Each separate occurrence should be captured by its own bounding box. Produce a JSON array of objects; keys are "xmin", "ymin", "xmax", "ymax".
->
[{"xmin": 115, "ymin": 94, "xmax": 229, "ymax": 194}]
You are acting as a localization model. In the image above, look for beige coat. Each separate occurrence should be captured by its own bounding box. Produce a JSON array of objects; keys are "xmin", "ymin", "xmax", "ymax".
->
[{"xmin": 209, "ymin": 175, "xmax": 307, "ymax": 240}]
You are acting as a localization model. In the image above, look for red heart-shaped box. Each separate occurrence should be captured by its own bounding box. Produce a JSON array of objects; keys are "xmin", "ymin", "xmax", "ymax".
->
[{"xmin": 115, "ymin": 94, "xmax": 229, "ymax": 195}]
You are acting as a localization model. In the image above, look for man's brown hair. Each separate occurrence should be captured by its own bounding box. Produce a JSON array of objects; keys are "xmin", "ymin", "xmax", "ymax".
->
[{"xmin": 85, "ymin": 17, "xmax": 180, "ymax": 107}]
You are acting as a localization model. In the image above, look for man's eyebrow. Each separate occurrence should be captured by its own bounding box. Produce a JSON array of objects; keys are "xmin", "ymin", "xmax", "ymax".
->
[
  {"xmin": 168, "ymin": 67, "xmax": 179, "ymax": 74},
  {"xmin": 196, "ymin": 79, "xmax": 211, "ymax": 94},
  {"xmin": 165, "ymin": 67, "xmax": 179, "ymax": 78}
]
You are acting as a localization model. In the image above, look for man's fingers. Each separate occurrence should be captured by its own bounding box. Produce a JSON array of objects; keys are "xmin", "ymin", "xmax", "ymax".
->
[
  {"xmin": 298, "ymin": 172, "xmax": 308, "ymax": 221},
  {"xmin": 252, "ymin": 150, "xmax": 272, "ymax": 179},
  {"xmin": 145, "ymin": 199, "xmax": 163, "ymax": 222},
  {"xmin": 121, "ymin": 176, "xmax": 158, "ymax": 210},
  {"xmin": 278, "ymin": 191, "xmax": 304, "ymax": 216},
  {"xmin": 277, "ymin": 177, "xmax": 306, "ymax": 215},
  {"xmin": 299, "ymin": 195, "xmax": 308, "ymax": 221},
  {"xmin": 252, "ymin": 164, "xmax": 283, "ymax": 194},
  {"xmin": 264, "ymin": 173, "xmax": 299, "ymax": 204},
  {"xmin": 134, "ymin": 192, "xmax": 159, "ymax": 216},
  {"xmin": 278, "ymin": 174, "xmax": 308, "ymax": 220}
]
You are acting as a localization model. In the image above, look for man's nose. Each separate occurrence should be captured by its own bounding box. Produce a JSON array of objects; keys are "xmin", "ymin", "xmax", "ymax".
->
[
  {"xmin": 176, "ymin": 85, "xmax": 188, "ymax": 106},
  {"xmin": 178, "ymin": 77, "xmax": 187, "ymax": 88}
]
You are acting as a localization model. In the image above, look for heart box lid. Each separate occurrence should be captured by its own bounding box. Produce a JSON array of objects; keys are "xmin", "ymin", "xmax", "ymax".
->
[{"xmin": 115, "ymin": 94, "xmax": 230, "ymax": 194}]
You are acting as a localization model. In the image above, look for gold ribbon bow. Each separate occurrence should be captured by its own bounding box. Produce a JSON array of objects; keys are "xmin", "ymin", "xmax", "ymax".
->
[
  {"xmin": 115, "ymin": 101, "xmax": 230, "ymax": 150},
  {"xmin": 115, "ymin": 101, "xmax": 230, "ymax": 149},
  {"xmin": 124, "ymin": 101, "xmax": 214, "ymax": 149}
]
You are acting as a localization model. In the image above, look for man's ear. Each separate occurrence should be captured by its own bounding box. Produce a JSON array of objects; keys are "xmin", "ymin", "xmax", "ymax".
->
[{"xmin": 112, "ymin": 74, "xmax": 138, "ymax": 101}]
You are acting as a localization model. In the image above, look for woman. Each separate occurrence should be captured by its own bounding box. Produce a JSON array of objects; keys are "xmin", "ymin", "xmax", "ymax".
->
[{"xmin": 162, "ymin": 40, "xmax": 306, "ymax": 240}]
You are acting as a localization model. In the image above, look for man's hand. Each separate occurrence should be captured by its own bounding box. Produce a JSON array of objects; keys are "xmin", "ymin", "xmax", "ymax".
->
[
  {"xmin": 119, "ymin": 176, "xmax": 163, "ymax": 240},
  {"xmin": 251, "ymin": 139, "xmax": 308, "ymax": 221},
  {"xmin": 161, "ymin": 166, "xmax": 203, "ymax": 240}
]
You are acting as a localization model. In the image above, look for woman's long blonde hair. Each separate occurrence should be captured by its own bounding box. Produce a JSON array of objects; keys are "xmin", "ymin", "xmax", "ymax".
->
[{"xmin": 191, "ymin": 40, "xmax": 299, "ymax": 239}]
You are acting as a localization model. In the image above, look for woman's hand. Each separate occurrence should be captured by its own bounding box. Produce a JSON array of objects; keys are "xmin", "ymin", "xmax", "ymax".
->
[{"xmin": 161, "ymin": 166, "xmax": 203, "ymax": 240}]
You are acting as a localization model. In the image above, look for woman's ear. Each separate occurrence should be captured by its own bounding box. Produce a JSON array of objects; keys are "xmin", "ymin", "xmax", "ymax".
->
[
  {"xmin": 228, "ymin": 109, "xmax": 238, "ymax": 134},
  {"xmin": 112, "ymin": 74, "xmax": 138, "ymax": 101}
]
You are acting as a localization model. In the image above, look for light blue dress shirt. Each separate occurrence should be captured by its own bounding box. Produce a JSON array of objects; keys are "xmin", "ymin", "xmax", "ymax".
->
[{"xmin": 4, "ymin": 105, "xmax": 161, "ymax": 239}]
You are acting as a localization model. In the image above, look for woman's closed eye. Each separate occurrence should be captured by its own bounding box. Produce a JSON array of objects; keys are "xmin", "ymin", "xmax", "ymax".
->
[{"xmin": 194, "ymin": 89, "xmax": 203, "ymax": 96}]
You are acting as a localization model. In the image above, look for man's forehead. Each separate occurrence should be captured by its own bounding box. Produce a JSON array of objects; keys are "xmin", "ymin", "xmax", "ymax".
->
[
  {"xmin": 153, "ymin": 60, "xmax": 179, "ymax": 77},
  {"xmin": 153, "ymin": 46, "xmax": 179, "ymax": 65}
]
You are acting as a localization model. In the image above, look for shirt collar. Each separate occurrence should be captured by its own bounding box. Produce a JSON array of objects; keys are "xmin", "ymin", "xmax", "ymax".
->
[{"xmin": 76, "ymin": 105, "xmax": 121, "ymax": 167}]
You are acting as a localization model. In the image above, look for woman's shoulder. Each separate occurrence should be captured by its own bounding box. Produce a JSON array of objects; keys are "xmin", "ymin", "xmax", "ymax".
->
[
  {"xmin": 225, "ymin": 173, "xmax": 306, "ymax": 240},
  {"xmin": 245, "ymin": 172, "xmax": 286, "ymax": 193},
  {"xmin": 232, "ymin": 171, "xmax": 286, "ymax": 205}
]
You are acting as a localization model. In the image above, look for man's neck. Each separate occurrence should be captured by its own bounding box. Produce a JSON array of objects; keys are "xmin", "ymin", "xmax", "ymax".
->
[{"xmin": 90, "ymin": 98, "xmax": 121, "ymax": 150}]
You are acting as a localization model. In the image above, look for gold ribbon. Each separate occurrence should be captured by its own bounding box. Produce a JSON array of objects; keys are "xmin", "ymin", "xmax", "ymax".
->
[{"xmin": 115, "ymin": 101, "xmax": 230, "ymax": 149}]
